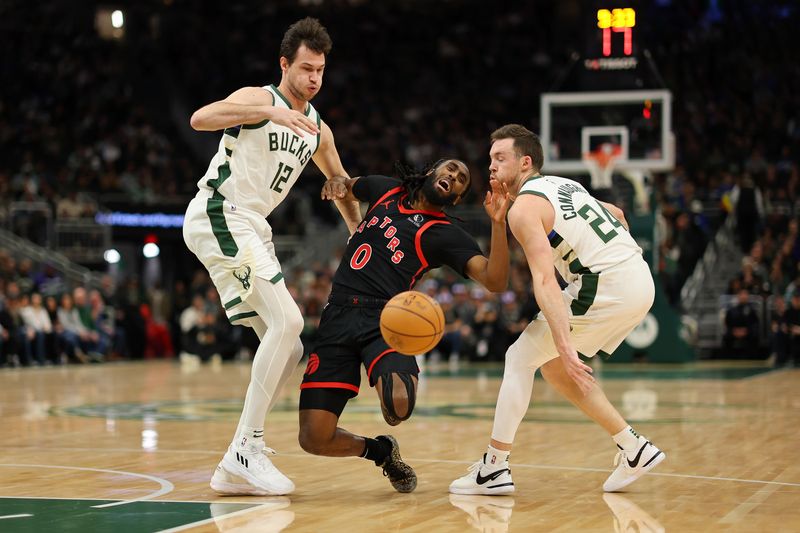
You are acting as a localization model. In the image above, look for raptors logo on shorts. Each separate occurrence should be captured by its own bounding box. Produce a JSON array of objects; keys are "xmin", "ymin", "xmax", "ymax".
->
[{"xmin": 305, "ymin": 353, "xmax": 320, "ymax": 375}]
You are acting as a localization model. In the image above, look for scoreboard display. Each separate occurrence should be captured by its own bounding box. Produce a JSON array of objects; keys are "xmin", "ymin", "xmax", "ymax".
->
[
  {"xmin": 584, "ymin": 6, "xmax": 639, "ymax": 72},
  {"xmin": 597, "ymin": 8, "xmax": 635, "ymax": 56}
]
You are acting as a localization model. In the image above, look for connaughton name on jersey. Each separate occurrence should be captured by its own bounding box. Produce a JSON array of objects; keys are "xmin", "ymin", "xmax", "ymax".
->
[
  {"xmin": 556, "ymin": 182, "xmax": 586, "ymax": 220},
  {"xmin": 268, "ymin": 131, "xmax": 313, "ymax": 165}
]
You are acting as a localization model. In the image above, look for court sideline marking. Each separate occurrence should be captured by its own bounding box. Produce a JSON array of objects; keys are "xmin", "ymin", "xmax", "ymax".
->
[
  {"xmin": 3, "ymin": 449, "xmax": 800, "ymax": 489},
  {"xmin": 0, "ymin": 464, "xmax": 174, "ymax": 508}
]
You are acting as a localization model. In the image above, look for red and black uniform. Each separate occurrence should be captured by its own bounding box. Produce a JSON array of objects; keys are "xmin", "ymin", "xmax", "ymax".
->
[{"xmin": 300, "ymin": 176, "xmax": 483, "ymax": 414}]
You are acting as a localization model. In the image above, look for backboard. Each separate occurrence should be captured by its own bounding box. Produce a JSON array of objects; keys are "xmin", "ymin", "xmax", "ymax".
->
[{"xmin": 540, "ymin": 90, "xmax": 674, "ymax": 175}]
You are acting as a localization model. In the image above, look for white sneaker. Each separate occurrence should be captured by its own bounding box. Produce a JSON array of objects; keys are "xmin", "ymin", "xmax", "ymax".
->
[
  {"xmin": 449, "ymin": 455, "xmax": 515, "ymax": 495},
  {"xmin": 211, "ymin": 443, "xmax": 295, "ymax": 496},
  {"xmin": 449, "ymin": 494, "xmax": 514, "ymax": 533},
  {"xmin": 603, "ymin": 436, "xmax": 665, "ymax": 492}
]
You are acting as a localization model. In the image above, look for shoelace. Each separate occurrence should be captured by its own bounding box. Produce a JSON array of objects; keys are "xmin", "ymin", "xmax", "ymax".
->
[
  {"xmin": 262, "ymin": 446, "xmax": 277, "ymax": 456},
  {"xmin": 466, "ymin": 461, "xmax": 483, "ymax": 476},
  {"xmin": 246, "ymin": 446, "xmax": 279, "ymax": 472},
  {"xmin": 612, "ymin": 451, "xmax": 623, "ymax": 467}
]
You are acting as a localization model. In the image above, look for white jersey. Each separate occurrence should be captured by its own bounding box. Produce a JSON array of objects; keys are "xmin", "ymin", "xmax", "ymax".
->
[
  {"xmin": 518, "ymin": 174, "xmax": 642, "ymax": 285},
  {"xmin": 196, "ymin": 84, "xmax": 321, "ymax": 216}
]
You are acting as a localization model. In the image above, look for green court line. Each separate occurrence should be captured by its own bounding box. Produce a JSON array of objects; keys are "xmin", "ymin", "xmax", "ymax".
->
[
  {"xmin": 421, "ymin": 365, "xmax": 777, "ymax": 380},
  {"xmin": 50, "ymin": 396, "xmax": 772, "ymax": 425},
  {"xmin": 0, "ymin": 498, "xmax": 255, "ymax": 533}
]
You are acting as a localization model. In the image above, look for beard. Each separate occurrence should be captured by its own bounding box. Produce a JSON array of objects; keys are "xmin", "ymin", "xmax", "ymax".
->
[{"xmin": 421, "ymin": 176, "xmax": 459, "ymax": 206}]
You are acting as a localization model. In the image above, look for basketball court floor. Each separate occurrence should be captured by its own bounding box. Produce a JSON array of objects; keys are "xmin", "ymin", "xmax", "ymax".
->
[{"xmin": 1, "ymin": 359, "xmax": 798, "ymax": 532}]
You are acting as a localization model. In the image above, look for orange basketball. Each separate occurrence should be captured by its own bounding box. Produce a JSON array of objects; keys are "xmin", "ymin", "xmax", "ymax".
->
[{"xmin": 380, "ymin": 291, "xmax": 445, "ymax": 355}]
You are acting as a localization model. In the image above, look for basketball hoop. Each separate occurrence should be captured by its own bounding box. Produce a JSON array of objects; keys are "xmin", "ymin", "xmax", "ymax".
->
[{"xmin": 583, "ymin": 143, "xmax": 622, "ymax": 190}]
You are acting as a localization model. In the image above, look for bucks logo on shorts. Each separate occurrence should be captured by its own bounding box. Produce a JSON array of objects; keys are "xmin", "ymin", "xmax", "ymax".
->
[{"xmin": 233, "ymin": 265, "xmax": 252, "ymax": 290}]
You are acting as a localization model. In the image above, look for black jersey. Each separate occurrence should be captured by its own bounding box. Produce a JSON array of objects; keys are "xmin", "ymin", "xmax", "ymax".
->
[{"xmin": 331, "ymin": 175, "xmax": 483, "ymax": 299}]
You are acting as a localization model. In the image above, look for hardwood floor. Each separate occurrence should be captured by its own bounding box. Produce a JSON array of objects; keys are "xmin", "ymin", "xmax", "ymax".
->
[{"xmin": 0, "ymin": 359, "xmax": 797, "ymax": 532}]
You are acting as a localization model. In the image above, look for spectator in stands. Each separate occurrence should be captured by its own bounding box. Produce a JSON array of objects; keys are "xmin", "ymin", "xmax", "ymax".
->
[
  {"xmin": 58, "ymin": 292, "xmax": 94, "ymax": 363},
  {"xmin": 730, "ymin": 176, "xmax": 765, "ymax": 254},
  {"xmin": 723, "ymin": 289, "xmax": 761, "ymax": 359},
  {"xmin": 0, "ymin": 292, "xmax": 17, "ymax": 367},
  {"xmin": 118, "ymin": 277, "xmax": 146, "ymax": 359},
  {"xmin": 673, "ymin": 211, "xmax": 708, "ymax": 294},
  {"xmin": 433, "ymin": 289, "xmax": 460, "ymax": 363},
  {"xmin": 448, "ymin": 283, "xmax": 478, "ymax": 360},
  {"xmin": 728, "ymin": 258, "xmax": 769, "ymax": 296},
  {"xmin": 770, "ymin": 295, "xmax": 789, "ymax": 367},
  {"xmin": 140, "ymin": 302, "xmax": 174, "ymax": 359},
  {"xmin": 471, "ymin": 287, "xmax": 498, "ymax": 360},
  {"xmin": 179, "ymin": 294, "xmax": 219, "ymax": 363},
  {"xmin": 45, "ymin": 295, "xmax": 65, "ymax": 364},
  {"xmin": 785, "ymin": 291, "xmax": 800, "ymax": 367},
  {"xmin": 73, "ymin": 287, "xmax": 103, "ymax": 358},
  {"xmin": 89, "ymin": 289, "xmax": 114, "ymax": 359},
  {"xmin": 19, "ymin": 292, "xmax": 53, "ymax": 366}
]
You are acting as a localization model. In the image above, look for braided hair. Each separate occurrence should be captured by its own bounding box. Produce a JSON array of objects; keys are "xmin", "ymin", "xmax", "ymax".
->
[{"xmin": 393, "ymin": 159, "xmax": 446, "ymax": 202}]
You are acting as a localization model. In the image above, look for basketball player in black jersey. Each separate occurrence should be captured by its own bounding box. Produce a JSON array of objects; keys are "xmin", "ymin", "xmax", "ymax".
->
[{"xmin": 297, "ymin": 159, "xmax": 511, "ymax": 492}]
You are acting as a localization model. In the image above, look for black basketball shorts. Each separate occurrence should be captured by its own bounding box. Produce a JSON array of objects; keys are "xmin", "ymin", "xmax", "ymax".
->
[{"xmin": 299, "ymin": 298, "xmax": 420, "ymax": 415}]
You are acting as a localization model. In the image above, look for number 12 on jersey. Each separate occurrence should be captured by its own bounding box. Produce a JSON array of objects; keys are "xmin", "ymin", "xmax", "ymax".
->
[
  {"xmin": 578, "ymin": 202, "xmax": 623, "ymax": 243},
  {"xmin": 271, "ymin": 162, "xmax": 294, "ymax": 193}
]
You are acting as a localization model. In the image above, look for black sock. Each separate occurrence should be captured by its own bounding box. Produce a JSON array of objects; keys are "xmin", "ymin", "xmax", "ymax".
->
[{"xmin": 361, "ymin": 436, "xmax": 391, "ymax": 465}]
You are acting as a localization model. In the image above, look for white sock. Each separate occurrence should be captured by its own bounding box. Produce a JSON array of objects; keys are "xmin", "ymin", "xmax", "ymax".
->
[
  {"xmin": 612, "ymin": 425, "xmax": 640, "ymax": 451},
  {"xmin": 235, "ymin": 426, "xmax": 264, "ymax": 450},
  {"xmin": 490, "ymin": 341, "xmax": 535, "ymax": 444},
  {"xmin": 484, "ymin": 445, "xmax": 510, "ymax": 469}
]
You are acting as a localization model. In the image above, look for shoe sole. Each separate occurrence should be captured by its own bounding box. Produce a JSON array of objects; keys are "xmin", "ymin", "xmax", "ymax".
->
[
  {"xmin": 219, "ymin": 455, "xmax": 295, "ymax": 496},
  {"xmin": 603, "ymin": 451, "xmax": 666, "ymax": 492},
  {"xmin": 449, "ymin": 485, "xmax": 515, "ymax": 496},
  {"xmin": 210, "ymin": 475, "xmax": 271, "ymax": 496}
]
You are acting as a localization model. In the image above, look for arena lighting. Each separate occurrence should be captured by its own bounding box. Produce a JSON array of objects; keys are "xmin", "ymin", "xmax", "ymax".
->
[
  {"xmin": 104, "ymin": 249, "xmax": 122, "ymax": 264},
  {"xmin": 111, "ymin": 10, "xmax": 124, "ymax": 29},
  {"xmin": 143, "ymin": 242, "xmax": 160, "ymax": 259},
  {"xmin": 95, "ymin": 212, "xmax": 184, "ymax": 228}
]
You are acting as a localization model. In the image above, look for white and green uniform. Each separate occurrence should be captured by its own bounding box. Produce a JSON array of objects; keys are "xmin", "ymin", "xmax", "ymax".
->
[
  {"xmin": 513, "ymin": 174, "xmax": 655, "ymax": 366},
  {"xmin": 183, "ymin": 84, "xmax": 321, "ymax": 322}
]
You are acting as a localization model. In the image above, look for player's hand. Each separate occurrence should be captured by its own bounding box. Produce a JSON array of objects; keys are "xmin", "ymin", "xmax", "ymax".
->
[
  {"xmin": 483, "ymin": 179, "xmax": 511, "ymax": 224},
  {"xmin": 559, "ymin": 348, "xmax": 596, "ymax": 396},
  {"xmin": 321, "ymin": 177, "xmax": 347, "ymax": 200},
  {"xmin": 267, "ymin": 106, "xmax": 319, "ymax": 137}
]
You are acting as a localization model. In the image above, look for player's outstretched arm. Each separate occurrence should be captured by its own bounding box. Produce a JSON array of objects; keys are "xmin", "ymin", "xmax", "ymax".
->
[
  {"xmin": 464, "ymin": 179, "xmax": 511, "ymax": 292},
  {"xmin": 313, "ymin": 121, "xmax": 362, "ymax": 234},
  {"xmin": 189, "ymin": 87, "xmax": 319, "ymax": 136},
  {"xmin": 508, "ymin": 195, "xmax": 595, "ymax": 395}
]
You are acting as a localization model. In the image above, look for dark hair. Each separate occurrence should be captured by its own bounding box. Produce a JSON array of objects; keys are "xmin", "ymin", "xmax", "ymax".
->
[
  {"xmin": 490, "ymin": 124, "xmax": 544, "ymax": 172},
  {"xmin": 395, "ymin": 159, "xmax": 471, "ymax": 203},
  {"xmin": 279, "ymin": 17, "xmax": 332, "ymax": 63},
  {"xmin": 394, "ymin": 161, "xmax": 434, "ymax": 202}
]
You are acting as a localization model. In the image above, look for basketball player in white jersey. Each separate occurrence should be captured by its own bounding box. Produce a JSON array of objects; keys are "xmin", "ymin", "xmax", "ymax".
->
[
  {"xmin": 183, "ymin": 18, "xmax": 361, "ymax": 496},
  {"xmin": 451, "ymin": 124, "xmax": 665, "ymax": 495}
]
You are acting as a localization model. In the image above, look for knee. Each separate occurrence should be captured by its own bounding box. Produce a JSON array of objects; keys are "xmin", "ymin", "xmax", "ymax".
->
[
  {"xmin": 379, "ymin": 373, "xmax": 417, "ymax": 425},
  {"xmin": 284, "ymin": 305, "xmax": 304, "ymax": 338},
  {"xmin": 297, "ymin": 425, "xmax": 331, "ymax": 456},
  {"xmin": 290, "ymin": 339, "xmax": 304, "ymax": 364},
  {"xmin": 504, "ymin": 340, "xmax": 530, "ymax": 370}
]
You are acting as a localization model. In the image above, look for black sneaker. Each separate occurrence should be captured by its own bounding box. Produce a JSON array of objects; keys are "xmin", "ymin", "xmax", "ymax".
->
[{"xmin": 376, "ymin": 435, "xmax": 417, "ymax": 493}]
